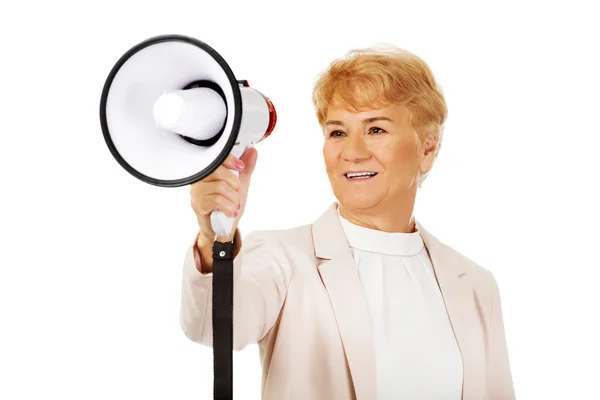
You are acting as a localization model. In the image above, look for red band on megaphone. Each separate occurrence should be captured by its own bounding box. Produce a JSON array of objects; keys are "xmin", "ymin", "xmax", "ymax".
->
[{"xmin": 261, "ymin": 95, "xmax": 277, "ymax": 141}]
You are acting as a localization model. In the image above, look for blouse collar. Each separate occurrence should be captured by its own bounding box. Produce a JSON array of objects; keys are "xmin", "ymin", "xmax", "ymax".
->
[{"xmin": 337, "ymin": 207, "xmax": 424, "ymax": 256}]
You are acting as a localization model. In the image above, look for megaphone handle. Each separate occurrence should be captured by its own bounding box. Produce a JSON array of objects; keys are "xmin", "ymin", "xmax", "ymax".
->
[{"xmin": 210, "ymin": 144, "xmax": 246, "ymax": 237}]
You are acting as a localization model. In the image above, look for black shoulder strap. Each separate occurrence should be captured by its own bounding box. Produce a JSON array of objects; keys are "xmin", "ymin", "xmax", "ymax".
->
[{"xmin": 212, "ymin": 240, "xmax": 234, "ymax": 399}]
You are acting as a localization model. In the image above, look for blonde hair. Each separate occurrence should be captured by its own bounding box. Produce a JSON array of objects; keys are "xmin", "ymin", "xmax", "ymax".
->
[{"xmin": 312, "ymin": 44, "xmax": 448, "ymax": 186}]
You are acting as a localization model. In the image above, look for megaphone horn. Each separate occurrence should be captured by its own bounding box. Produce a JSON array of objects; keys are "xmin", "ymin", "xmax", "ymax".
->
[{"xmin": 99, "ymin": 34, "xmax": 277, "ymax": 237}]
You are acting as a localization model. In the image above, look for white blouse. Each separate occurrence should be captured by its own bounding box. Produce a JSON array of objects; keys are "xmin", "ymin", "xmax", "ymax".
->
[{"xmin": 337, "ymin": 210, "xmax": 463, "ymax": 399}]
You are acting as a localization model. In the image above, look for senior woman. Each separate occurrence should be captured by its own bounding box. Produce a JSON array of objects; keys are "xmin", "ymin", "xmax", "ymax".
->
[{"xmin": 180, "ymin": 46, "xmax": 515, "ymax": 400}]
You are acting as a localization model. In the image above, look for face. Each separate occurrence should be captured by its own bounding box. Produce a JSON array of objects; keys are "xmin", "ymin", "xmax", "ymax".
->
[{"xmin": 322, "ymin": 102, "xmax": 436, "ymax": 214}]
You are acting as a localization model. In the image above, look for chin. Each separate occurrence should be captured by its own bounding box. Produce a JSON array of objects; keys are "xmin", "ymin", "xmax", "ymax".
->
[{"xmin": 336, "ymin": 192, "xmax": 385, "ymax": 211}]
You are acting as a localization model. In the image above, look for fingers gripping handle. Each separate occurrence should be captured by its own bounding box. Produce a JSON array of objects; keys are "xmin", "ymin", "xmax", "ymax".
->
[{"xmin": 210, "ymin": 144, "xmax": 246, "ymax": 237}]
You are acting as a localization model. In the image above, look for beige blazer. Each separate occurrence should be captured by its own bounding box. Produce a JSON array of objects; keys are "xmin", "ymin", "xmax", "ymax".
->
[{"xmin": 180, "ymin": 202, "xmax": 515, "ymax": 399}]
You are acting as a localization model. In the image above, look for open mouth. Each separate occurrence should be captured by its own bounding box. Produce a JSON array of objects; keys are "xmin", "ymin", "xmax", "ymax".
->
[{"xmin": 344, "ymin": 172, "xmax": 378, "ymax": 180}]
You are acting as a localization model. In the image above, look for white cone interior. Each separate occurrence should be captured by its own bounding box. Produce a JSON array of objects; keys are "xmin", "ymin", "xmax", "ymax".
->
[
  {"xmin": 153, "ymin": 88, "xmax": 227, "ymax": 140},
  {"xmin": 104, "ymin": 41, "xmax": 236, "ymax": 181},
  {"xmin": 153, "ymin": 92, "xmax": 184, "ymax": 127}
]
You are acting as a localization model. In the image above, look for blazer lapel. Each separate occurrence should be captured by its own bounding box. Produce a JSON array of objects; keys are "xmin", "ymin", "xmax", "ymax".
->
[
  {"xmin": 417, "ymin": 222, "xmax": 487, "ymax": 399},
  {"xmin": 313, "ymin": 203, "xmax": 377, "ymax": 400}
]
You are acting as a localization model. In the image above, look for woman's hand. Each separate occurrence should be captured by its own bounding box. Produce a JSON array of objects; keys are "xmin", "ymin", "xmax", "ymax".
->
[{"xmin": 190, "ymin": 147, "xmax": 258, "ymax": 249}]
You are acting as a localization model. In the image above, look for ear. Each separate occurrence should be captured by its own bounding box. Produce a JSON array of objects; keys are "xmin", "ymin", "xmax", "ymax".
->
[{"xmin": 418, "ymin": 133, "xmax": 437, "ymax": 174}]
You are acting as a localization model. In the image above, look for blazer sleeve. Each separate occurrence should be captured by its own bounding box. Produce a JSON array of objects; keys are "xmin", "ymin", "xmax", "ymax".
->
[
  {"xmin": 486, "ymin": 271, "xmax": 516, "ymax": 399},
  {"xmin": 179, "ymin": 230, "xmax": 293, "ymax": 352}
]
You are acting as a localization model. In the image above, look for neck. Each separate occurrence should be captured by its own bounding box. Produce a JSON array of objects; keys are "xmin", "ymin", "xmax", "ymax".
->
[{"xmin": 338, "ymin": 198, "xmax": 416, "ymax": 233}]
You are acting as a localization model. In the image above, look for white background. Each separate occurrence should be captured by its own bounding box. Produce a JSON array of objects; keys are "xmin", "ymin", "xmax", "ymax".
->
[{"xmin": 1, "ymin": 0, "xmax": 599, "ymax": 399}]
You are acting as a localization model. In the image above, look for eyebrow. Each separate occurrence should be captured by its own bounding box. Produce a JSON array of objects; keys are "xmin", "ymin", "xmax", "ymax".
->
[{"xmin": 324, "ymin": 116, "xmax": 393, "ymax": 127}]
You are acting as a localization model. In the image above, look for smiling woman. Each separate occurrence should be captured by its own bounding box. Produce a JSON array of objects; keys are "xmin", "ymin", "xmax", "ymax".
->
[{"xmin": 181, "ymin": 44, "xmax": 515, "ymax": 400}]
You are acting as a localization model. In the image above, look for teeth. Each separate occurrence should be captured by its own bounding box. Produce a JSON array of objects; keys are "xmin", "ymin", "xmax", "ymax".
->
[{"xmin": 346, "ymin": 172, "xmax": 376, "ymax": 178}]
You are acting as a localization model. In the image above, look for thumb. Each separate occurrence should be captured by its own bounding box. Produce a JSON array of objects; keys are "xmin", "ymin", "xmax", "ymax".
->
[{"xmin": 239, "ymin": 147, "xmax": 258, "ymax": 182}]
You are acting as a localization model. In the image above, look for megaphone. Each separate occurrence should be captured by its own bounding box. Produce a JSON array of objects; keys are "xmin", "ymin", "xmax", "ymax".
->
[
  {"xmin": 99, "ymin": 34, "xmax": 277, "ymax": 237},
  {"xmin": 99, "ymin": 34, "xmax": 277, "ymax": 400}
]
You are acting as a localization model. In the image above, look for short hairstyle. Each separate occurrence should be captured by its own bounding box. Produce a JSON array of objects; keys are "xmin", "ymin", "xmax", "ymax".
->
[{"xmin": 312, "ymin": 45, "xmax": 448, "ymax": 186}]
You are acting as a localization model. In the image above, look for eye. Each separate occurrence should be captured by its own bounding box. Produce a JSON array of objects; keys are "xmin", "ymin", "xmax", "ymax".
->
[
  {"xmin": 329, "ymin": 130, "xmax": 345, "ymax": 137},
  {"xmin": 369, "ymin": 127, "xmax": 386, "ymax": 134}
]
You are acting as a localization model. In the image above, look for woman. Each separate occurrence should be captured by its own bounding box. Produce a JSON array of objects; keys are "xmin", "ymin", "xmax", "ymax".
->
[{"xmin": 180, "ymin": 46, "xmax": 515, "ymax": 400}]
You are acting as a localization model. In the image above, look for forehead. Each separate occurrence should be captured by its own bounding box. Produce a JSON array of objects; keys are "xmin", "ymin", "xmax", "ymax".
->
[{"xmin": 325, "ymin": 102, "xmax": 410, "ymax": 124}]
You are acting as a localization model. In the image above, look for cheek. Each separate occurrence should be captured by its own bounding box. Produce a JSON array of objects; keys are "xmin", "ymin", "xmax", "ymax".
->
[
  {"xmin": 382, "ymin": 142, "xmax": 420, "ymax": 175},
  {"xmin": 322, "ymin": 145, "xmax": 339, "ymax": 171}
]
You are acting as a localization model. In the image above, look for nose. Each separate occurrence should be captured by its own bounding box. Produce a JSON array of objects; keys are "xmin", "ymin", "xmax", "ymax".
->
[{"xmin": 342, "ymin": 133, "xmax": 370, "ymax": 162}]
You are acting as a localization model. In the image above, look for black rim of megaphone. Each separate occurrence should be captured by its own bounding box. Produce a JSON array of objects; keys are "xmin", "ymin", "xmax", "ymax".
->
[{"xmin": 99, "ymin": 34, "xmax": 242, "ymax": 188}]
